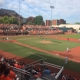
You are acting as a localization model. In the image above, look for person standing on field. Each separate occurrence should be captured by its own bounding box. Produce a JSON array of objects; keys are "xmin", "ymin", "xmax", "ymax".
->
[
  {"xmin": 64, "ymin": 57, "xmax": 68, "ymax": 64},
  {"xmin": 66, "ymin": 47, "xmax": 70, "ymax": 53},
  {"xmin": 67, "ymin": 38, "xmax": 69, "ymax": 41},
  {"xmin": 78, "ymin": 39, "xmax": 80, "ymax": 42}
]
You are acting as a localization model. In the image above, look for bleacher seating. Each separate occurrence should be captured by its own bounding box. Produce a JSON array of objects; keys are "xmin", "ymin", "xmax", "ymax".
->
[
  {"xmin": 0, "ymin": 24, "xmax": 63, "ymax": 35},
  {"xmin": 0, "ymin": 55, "xmax": 65, "ymax": 80}
]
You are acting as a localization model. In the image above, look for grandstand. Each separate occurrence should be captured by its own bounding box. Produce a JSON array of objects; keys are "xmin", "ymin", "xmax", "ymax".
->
[{"xmin": 0, "ymin": 24, "xmax": 64, "ymax": 35}]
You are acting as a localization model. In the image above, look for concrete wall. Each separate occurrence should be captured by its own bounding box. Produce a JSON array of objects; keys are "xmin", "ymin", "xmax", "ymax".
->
[{"xmin": 52, "ymin": 24, "xmax": 80, "ymax": 32}]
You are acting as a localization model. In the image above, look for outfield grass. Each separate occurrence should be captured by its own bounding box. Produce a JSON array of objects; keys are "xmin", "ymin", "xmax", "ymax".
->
[{"xmin": 0, "ymin": 41, "xmax": 80, "ymax": 72}]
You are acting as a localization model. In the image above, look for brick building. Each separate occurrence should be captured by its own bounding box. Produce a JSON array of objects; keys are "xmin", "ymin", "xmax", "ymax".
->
[
  {"xmin": 52, "ymin": 19, "xmax": 66, "ymax": 25},
  {"xmin": 46, "ymin": 19, "xmax": 66, "ymax": 26},
  {"xmin": 59, "ymin": 19, "xmax": 66, "ymax": 24},
  {"xmin": 52, "ymin": 19, "xmax": 60, "ymax": 25},
  {"xmin": 46, "ymin": 20, "xmax": 51, "ymax": 26}
]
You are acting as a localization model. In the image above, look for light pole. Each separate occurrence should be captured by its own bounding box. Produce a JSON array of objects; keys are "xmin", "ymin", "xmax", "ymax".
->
[
  {"xmin": 50, "ymin": 6, "xmax": 54, "ymax": 27},
  {"xmin": 19, "ymin": 0, "xmax": 20, "ymax": 28}
]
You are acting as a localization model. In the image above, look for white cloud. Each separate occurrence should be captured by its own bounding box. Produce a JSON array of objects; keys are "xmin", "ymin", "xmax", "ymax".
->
[
  {"xmin": 53, "ymin": 0, "xmax": 80, "ymax": 16},
  {"xmin": 0, "ymin": 0, "xmax": 5, "ymax": 6}
]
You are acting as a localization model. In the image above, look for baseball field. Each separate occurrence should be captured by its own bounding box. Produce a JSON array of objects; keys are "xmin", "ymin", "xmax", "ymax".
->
[{"xmin": 0, "ymin": 34, "xmax": 80, "ymax": 79}]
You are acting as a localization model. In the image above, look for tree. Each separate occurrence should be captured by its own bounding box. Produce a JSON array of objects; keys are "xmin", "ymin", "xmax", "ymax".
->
[
  {"xmin": 10, "ymin": 17, "xmax": 18, "ymax": 24},
  {"xmin": 0, "ymin": 16, "xmax": 18, "ymax": 24},
  {"xmin": 33, "ymin": 15, "xmax": 44, "ymax": 25},
  {"xmin": 75, "ymin": 22, "xmax": 80, "ymax": 24}
]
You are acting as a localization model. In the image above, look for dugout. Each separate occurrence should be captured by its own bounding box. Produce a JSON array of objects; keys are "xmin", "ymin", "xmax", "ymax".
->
[{"xmin": 58, "ymin": 27, "xmax": 74, "ymax": 33}]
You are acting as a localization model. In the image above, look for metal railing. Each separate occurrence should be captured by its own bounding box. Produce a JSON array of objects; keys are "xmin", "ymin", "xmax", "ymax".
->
[{"xmin": 12, "ymin": 59, "xmax": 64, "ymax": 80}]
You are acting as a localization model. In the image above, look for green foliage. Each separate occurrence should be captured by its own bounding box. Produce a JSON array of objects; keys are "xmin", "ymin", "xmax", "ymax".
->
[
  {"xmin": 26, "ymin": 15, "xmax": 44, "ymax": 25},
  {"xmin": 33, "ymin": 15, "xmax": 44, "ymax": 25},
  {"xmin": 27, "ymin": 21, "xmax": 33, "ymax": 25},
  {"xmin": 75, "ymin": 22, "xmax": 80, "ymax": 24},
  {"xmin": 0, "ymin": 16, "xmax": 18, "ymax": 24}
]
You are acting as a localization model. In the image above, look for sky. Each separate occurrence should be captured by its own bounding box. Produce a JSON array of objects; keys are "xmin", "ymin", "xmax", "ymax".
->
[{"xmin": 0, "ymin": 0, "xmax": 80, "ymax": 24}]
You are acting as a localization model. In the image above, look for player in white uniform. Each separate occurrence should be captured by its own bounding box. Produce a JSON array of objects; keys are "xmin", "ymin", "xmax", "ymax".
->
[{"xmin": 66, "ymin": 47, "xmax": 70, "ymax": 53}]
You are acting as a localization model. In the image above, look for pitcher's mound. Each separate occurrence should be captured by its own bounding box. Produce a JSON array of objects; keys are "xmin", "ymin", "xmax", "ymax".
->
[{"xmin": 40, "ymin": 40, "xmax": 52, "ymax": 44}]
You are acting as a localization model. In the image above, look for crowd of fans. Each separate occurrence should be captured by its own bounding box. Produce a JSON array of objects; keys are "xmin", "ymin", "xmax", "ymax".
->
[
  {"xmin": 0, "ymin": 57, "xmax": 17, "ymax": 80},
  {"xmin": 23, "ymin": 25, "xmax": 63, "ymax": 35},
  {"xmin": 0, "ymin": 24, "xmax": 19, "ymax": 35},
  {"xmin": 0, "ymin": 24, "xmax": 63, "ymax": 35},
  {"xmin": 0, "ymin": 55, "xmax": 77, "ymax": 80}
]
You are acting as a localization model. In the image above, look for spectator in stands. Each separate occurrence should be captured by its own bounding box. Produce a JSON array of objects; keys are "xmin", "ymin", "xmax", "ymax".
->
[
  {"xmin": 20, "ymin": 62, "xmax": 25, "ymax": 68},
  {"xmin": 33, "ymin": 70, "xmax": 42, "ymax": 79},
  {"xmin": 8, "ymin": 66, "xmax": 17, "ymax": 80},
  {"xmin": 0, "ymin": 56, "xmax": 4, "ymax": 62},
  {"xmin": 43, "ymin": 67, "xmax": 51, "ymax": 75},
  {"xmin": 14, "ymin": 62, "xmax": 21, "ymax": 68},
  {"xmin": 36, "ymin": 76, "xmax": 42, "ymax": 80},
  {"xmin": 33, "ymin": 67, "xmax": 42, "ymax": 79},
  {"xmin": 0, "ymin": 62, "xmax": 7, "ymax": 76},
  {"xmin": 0, "ymin": 68, "xmax": 12, "ymax": 80}
]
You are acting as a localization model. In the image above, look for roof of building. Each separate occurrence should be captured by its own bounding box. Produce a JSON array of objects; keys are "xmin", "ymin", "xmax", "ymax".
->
[{"xmin": 0, "ymin": 8, "xmax": 23, "ymax": 18}]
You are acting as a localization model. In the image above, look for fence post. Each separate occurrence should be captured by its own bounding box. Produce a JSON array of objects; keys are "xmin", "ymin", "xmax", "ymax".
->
[
  {"xmin": 41, "ymin": 59, "xmax": 44, "ymax": 75},
  {"xmin": 30, "ymin": 65, "xmax": 33, "ymax": 80}
]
